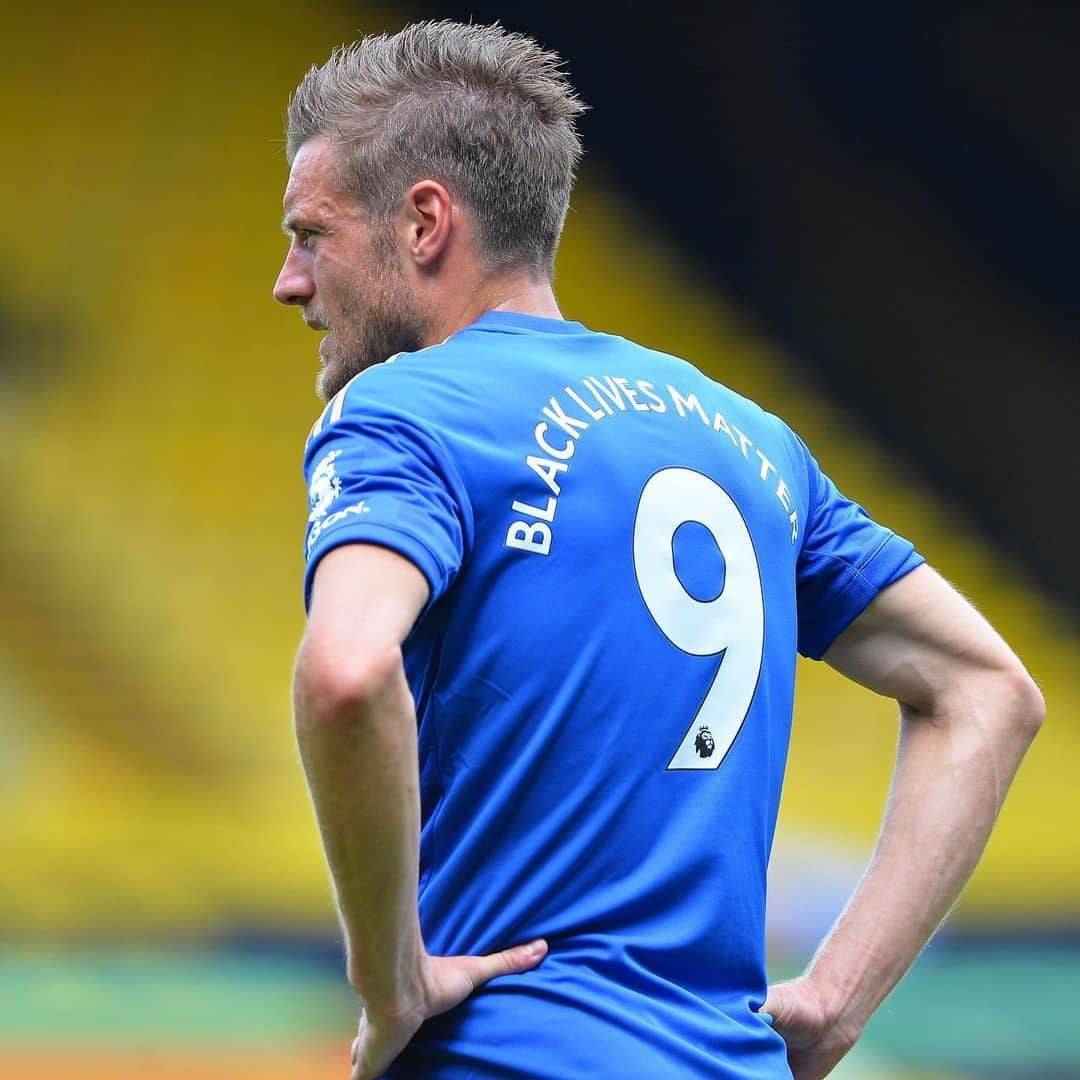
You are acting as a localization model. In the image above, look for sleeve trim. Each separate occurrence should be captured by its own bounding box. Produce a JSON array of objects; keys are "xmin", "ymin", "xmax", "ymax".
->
[
  {"xmin": 798, "ymin": 536, "xmax": 925, "ymax": 660},
  {"xmin": 303, "ymin": 521, "xmax": 451, "ymax": 613}
]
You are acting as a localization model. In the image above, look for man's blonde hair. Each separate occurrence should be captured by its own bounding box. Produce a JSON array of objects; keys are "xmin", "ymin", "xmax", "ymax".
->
[{"xmin": 286, "ymin": 20, "xmax": 587, "ymax": 275}]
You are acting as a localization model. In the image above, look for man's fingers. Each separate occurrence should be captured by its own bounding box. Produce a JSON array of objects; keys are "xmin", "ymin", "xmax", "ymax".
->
[
  {"xmin": 475, "ymin": 938, "xmax": 548, "ymax": 984},
  {"xmin": 761, "ymin": 985, "xmax": 788, "ymax": 1026},
  {"xmin": 422, "ymin": 941, "xmax": 550, "ymax": 1019}
]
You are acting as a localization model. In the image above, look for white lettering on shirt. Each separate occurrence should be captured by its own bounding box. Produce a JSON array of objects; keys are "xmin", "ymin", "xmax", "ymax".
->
[{"xmin": 505, "ymin": 376, "xmax": 798, "ymax": 555}]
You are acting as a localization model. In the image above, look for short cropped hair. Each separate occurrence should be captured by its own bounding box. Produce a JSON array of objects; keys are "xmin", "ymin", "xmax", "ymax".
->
[{"xmin": 285, "ymin": 20, "xmax": 587, "ymax": 276}]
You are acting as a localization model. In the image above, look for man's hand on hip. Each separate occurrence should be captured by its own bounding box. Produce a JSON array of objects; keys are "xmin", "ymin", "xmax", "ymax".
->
[
  {"xmin": 350, "ymin": 939, "xmax": 549, "ymax": 1080},
  {"xmin": 762, "ymin": 975, "xmax": 860, "ymax": 1080}
]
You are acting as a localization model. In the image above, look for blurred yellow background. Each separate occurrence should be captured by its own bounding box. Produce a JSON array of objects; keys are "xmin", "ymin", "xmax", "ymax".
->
[{"xmin": 1, "ymin": 2, "xmax": 1076, "ymax": 1077}]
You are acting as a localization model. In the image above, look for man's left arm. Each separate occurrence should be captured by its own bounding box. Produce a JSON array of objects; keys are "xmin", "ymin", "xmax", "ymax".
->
[
  {"xmin": 294, "ymin": 542, "xmax": 547, "ymax": 1080},
  {"xmin": 763, "ymin": 565, "xmax": 1044, "ymax": 1079}
]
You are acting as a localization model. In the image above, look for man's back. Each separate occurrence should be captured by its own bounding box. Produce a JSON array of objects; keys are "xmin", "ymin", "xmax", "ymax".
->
[
  {"xmin": 301, "ymin": 310, "xmax": 922, "ymax": 1078},
  {"xmin": 284, "ymin": 24, "xmax": 1042, "ymax": 1080}
]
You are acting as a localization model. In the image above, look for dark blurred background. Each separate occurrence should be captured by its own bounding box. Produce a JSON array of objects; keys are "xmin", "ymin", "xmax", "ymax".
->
[{"xmin": 1, "ymin": 3, "xmax": 1076, "ymax": 1078}]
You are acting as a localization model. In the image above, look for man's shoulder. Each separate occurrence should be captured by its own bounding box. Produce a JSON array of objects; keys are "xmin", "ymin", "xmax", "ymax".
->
[
  {"xmin": 626, "ymin": 340, "xmax": 801, "ymax": 437},
  {"xmin": 302, "ymin": 341, "xmax": 464, "ymax": 447}
]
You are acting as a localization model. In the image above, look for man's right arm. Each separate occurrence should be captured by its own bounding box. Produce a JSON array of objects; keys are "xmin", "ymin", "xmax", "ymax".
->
[{"xmin": 764, "ymin": 563, "xmax": 1044, "ymax": 1080}]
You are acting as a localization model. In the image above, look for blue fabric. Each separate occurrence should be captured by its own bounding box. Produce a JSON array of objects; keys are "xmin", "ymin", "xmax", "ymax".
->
[
  {"xmin": 300, "ymin": 311, "xmax": 923, "ymax": 1079},
  {"xmin": 795, "ymin": 441, "xmax": 924, "ymax": 660}
]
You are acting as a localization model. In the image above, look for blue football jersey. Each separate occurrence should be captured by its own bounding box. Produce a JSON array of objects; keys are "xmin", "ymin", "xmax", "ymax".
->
[{"xmin": 301, "ymin": 311, "xmax": 923, "ymax": 1079}]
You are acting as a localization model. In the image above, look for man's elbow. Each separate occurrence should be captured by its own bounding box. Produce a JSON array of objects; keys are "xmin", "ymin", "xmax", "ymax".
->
[
  {"xmin": 967, "ymin": 655, "xmax": 1046, "ymax": 753},
  {"xmin": 293, "ymin": 636, "xmax": 405, "ymax": 726},
  {"xmin": 1000, "ymin": 660, "xmax": 1045, "ymax": 744}
]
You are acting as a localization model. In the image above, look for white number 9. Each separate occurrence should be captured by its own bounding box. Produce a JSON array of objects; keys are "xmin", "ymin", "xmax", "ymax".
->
[{"xmin": 633, "ymin": 468, "xmax": 765, "ymax": 770}]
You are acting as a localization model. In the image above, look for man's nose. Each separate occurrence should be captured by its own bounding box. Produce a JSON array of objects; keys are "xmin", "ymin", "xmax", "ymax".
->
[{"xmin": 273, "ymin": 247, "xmax": 315, "ymax": 307}]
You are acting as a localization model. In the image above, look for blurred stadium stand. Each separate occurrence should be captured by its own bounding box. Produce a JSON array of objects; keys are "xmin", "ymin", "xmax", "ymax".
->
[{"xmin": 1, "ymin": 2, "xmax": 1076, "ymax": 1077}]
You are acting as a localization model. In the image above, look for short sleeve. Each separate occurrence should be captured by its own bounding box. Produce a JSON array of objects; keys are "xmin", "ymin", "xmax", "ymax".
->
[
  {"xmin": 795, "ymin": 440, "xmax": 924, "ymax": 660},
  {"xmin": 301, "ymin": 393, "xmax": 471, "ymax": 613}
]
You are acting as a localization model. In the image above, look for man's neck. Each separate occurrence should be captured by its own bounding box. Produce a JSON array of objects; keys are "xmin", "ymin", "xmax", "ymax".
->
[{"xmin": 422, "ymin": 273, "xmax": 563, "ymax": 347}]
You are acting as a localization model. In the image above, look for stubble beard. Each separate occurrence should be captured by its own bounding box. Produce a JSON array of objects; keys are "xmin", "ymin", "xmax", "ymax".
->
[{"xmin": 315, "ymin": 253, "xmax": 427, "ymax": 402}]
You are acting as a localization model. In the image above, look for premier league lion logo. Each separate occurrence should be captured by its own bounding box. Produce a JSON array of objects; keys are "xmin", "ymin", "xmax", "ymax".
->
[
  {"xmin": 694, "ymin": 725, "xmax": 716, "ymax": 758},
  {"xmin": 308, "ymin": 449, "xmax": 342, "ymax": 522}
]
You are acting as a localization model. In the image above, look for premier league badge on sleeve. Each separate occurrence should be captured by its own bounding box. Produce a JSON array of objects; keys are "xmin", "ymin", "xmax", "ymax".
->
[
  {"xmin": 308, "ymin": 449, "xmax": 342, "ymax": 522},
  {"xmin": 304, "ymin": 448, "xmax": 371, "ymax": 557}
]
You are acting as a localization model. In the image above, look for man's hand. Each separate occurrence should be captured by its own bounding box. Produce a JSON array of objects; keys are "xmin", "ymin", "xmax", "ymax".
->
[
  {"xmin": 762, "ymin": 976, "xmax": 859, "ymax": 1080},
  {"xmin": 350, "ymin": 939, "xmax": 549, "ymax": 1080}
]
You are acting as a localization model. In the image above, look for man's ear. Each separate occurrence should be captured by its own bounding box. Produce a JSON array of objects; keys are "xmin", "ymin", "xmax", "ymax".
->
[{"xmin": 403, "ymin": 179, "xmax": 453, "ymax": 267}]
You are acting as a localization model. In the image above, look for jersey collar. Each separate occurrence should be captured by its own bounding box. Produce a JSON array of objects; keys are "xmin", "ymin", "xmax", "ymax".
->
[{"xmin": 467, "ymin": 310, "xmax": 590, "ymax": 335}]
